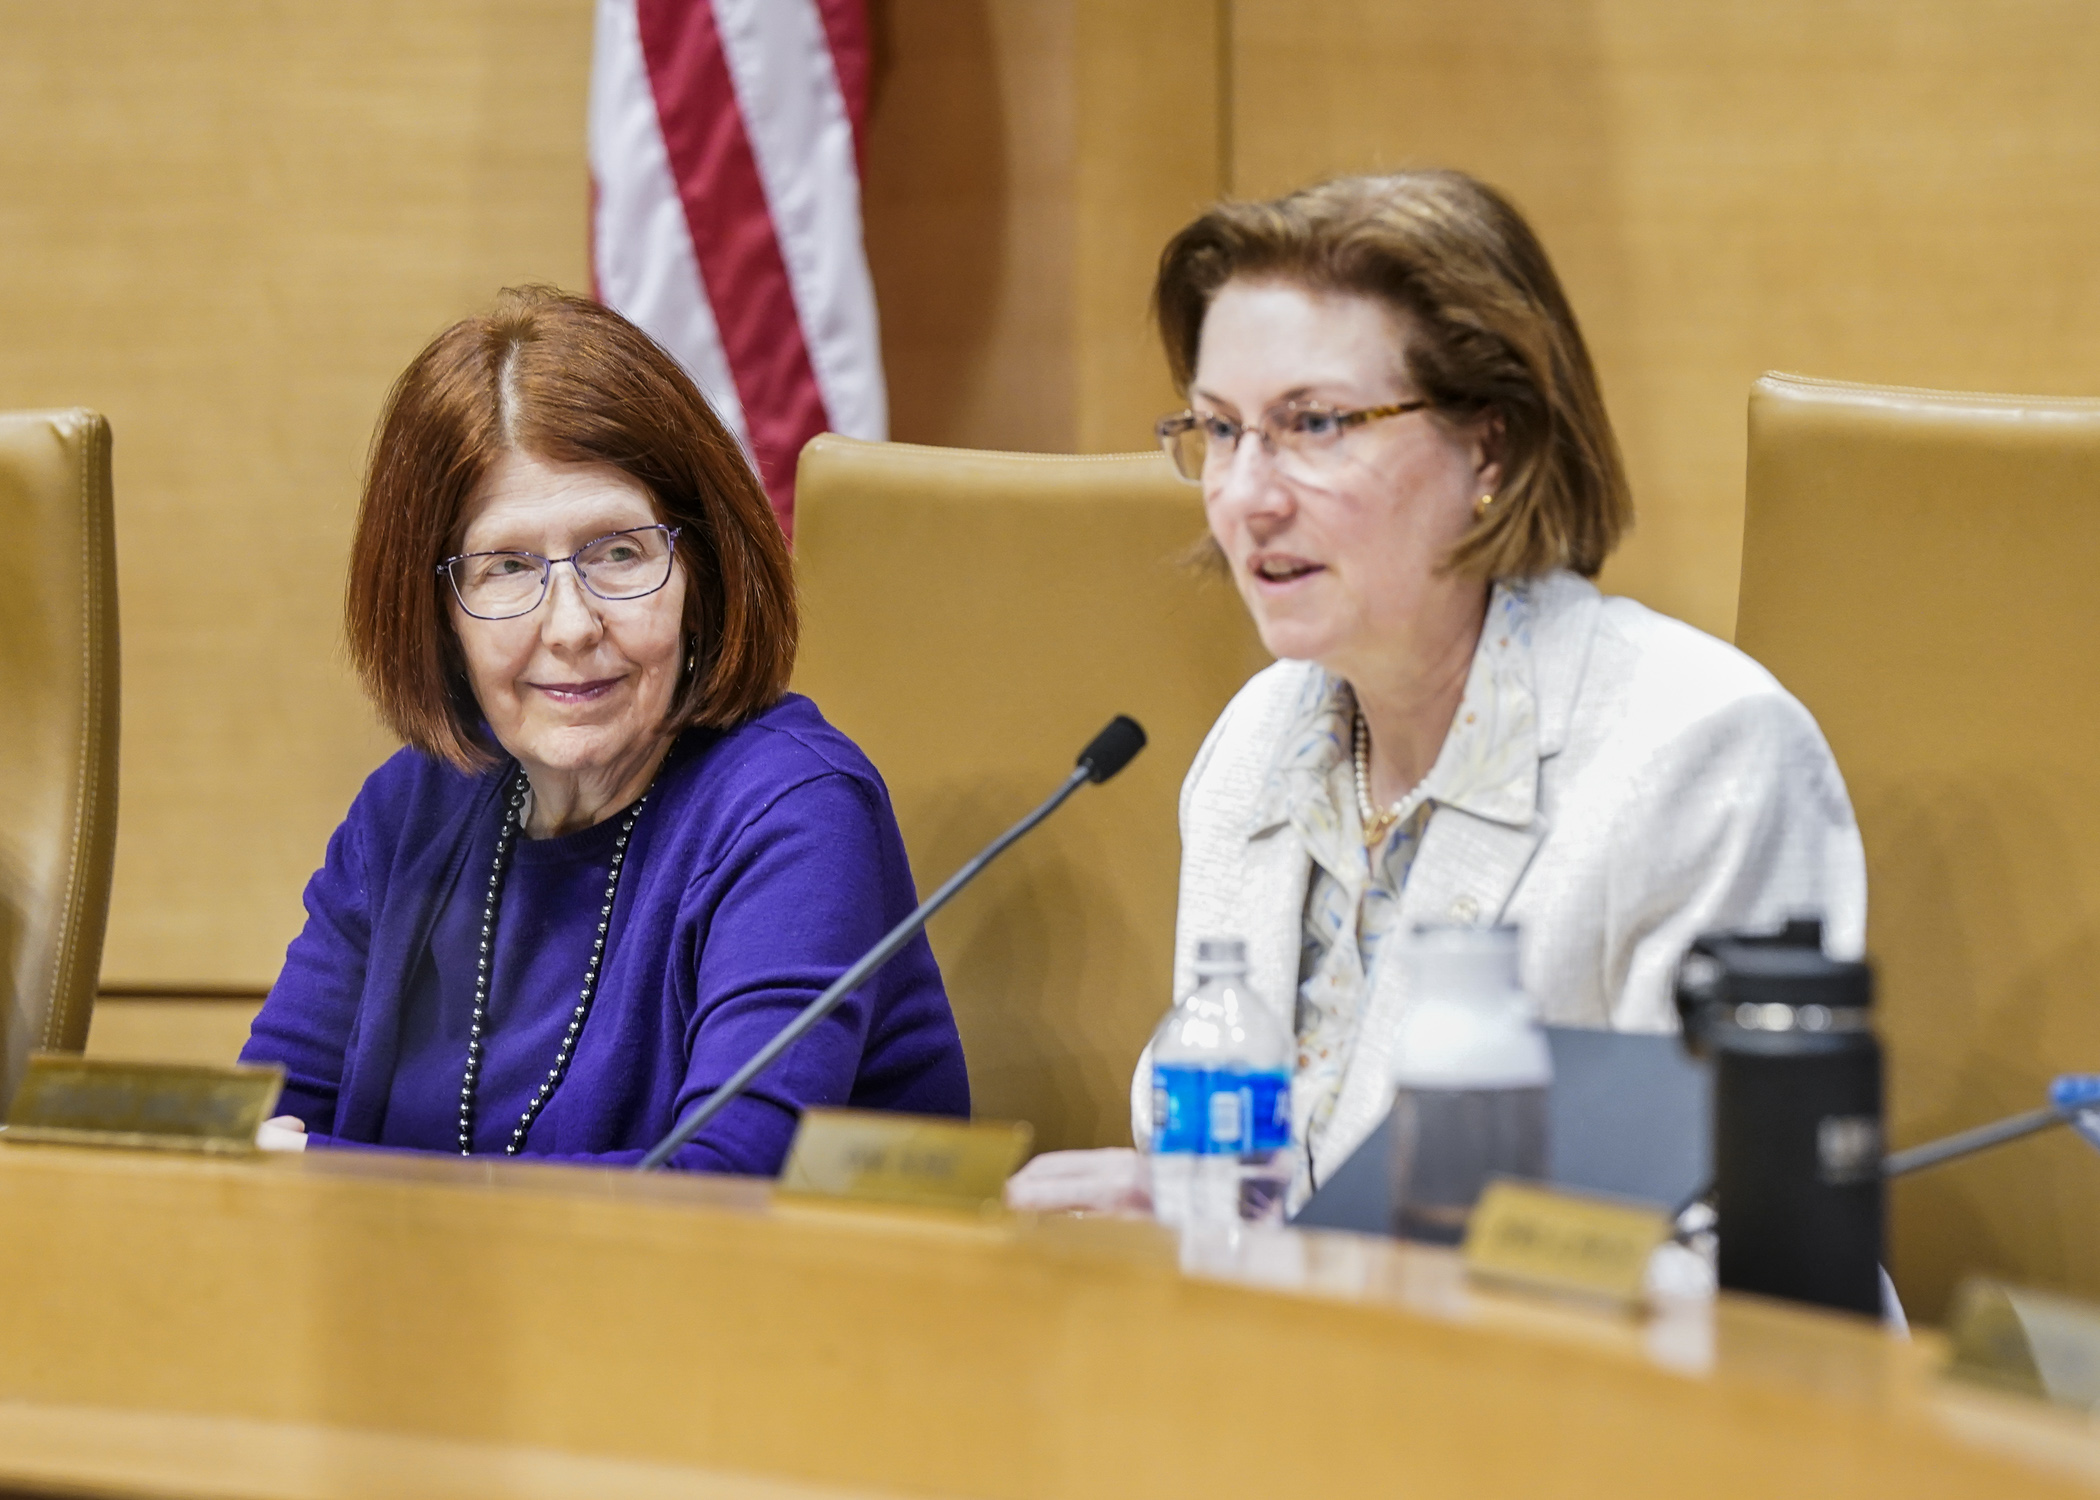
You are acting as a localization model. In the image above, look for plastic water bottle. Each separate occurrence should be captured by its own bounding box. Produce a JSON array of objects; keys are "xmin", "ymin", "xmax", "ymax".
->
[
  {"xmin": 1149, "ymin": 937, "xmax": 1293, "ymax": 1227},
  {"xmin": 1387, "ymin": 925, "xmax": 1551, "ymax": 1244}
]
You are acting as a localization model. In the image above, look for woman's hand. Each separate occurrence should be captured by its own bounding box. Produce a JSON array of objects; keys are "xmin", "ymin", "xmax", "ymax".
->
[
  {"xmin": 1005, "ymin": 1147, "xmax": 1153, "ymax": 1216},
  {"xmin": 257, "ymin": 1115, "xmax": 308, "ymax": 1152}
]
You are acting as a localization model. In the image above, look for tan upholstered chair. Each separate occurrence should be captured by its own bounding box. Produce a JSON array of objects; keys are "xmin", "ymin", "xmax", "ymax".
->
[
  {"xmin": 0, "ymin": 411, "xmax": 120, "ymax": 1109},
  {"xmin": 1737, "ymin": 374, "xmax": 2100, "ymax": 1319},
  {"xmin": 792, "ymin": 438, "xmax": 1268, "ymax": 1152}
]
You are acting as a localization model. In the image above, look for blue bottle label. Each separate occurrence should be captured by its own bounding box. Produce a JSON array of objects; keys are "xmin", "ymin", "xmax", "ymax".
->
[{"xmin": 1152, "ymin": 1065, "xmax": 1291, "ymax": 1155}]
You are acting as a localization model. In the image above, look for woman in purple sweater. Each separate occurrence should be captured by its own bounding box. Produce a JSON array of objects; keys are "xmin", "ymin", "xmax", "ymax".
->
[{"xmin": 241, "ymin": 287, "xmax": 968, "ymax": 1171}]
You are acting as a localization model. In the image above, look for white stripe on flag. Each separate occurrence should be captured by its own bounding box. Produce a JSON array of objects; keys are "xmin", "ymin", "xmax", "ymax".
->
[
  {"xmin": 710, "ymin": 0, "xmax": 887, "ymax": 441},
  {"xmin": 589, "ymin": 0, "xmax": 751, "ymax": 447}
]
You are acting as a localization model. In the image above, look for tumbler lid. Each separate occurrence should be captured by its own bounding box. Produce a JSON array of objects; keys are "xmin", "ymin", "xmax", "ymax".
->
[
  {"xmin": 1675, "ymin": 917, "xmax": 1861, "ymax": 1055},
  {"xmin": 1389, "ymin": 925, "xmax": 1549, "ymax": 1089},
  {"xmin": 1404, "ymin": 922, "xmax": 1521, "ymax": 993},
  {"xmin": 1708, "ymin": 944, "xmax": 1875, "ymax": 1037},
  {"xmin": 1722, "ymin": 944, "xmax": 1873, "ymax": 1010}
]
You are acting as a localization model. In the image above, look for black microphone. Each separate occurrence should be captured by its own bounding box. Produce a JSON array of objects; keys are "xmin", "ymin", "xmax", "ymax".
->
[{"xmin": 637, "ymin": 715, "xmax": 1147, "ymax": 1171}]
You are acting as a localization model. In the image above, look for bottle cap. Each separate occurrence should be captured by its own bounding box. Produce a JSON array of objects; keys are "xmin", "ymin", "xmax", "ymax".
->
[{"xmin": 1192, "ymin": 936, "xmax": 1249, "ymax": 976}]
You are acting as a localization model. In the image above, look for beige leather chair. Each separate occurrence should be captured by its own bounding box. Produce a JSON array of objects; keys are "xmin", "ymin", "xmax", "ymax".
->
[
  {"xmin": 1737, "ymin": 374, "xmax": 2100, "ymax": 1319},
  {"xmin": 792, "ymin": 437, "xmax": 1268, "ymax": 1152},
  {"xmin": 0, "ymin": 411, "xmax": 120, "ymax": 1110}
]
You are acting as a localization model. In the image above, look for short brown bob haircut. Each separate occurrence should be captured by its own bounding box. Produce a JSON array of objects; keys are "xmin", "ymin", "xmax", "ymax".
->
[
  {"xmin": 1155, "ymin": 170, "xmax": 1631, "ymax": 580},
  {"xmin": 346, "ymin": 286, "xmax": 797, "ymax": 770}
]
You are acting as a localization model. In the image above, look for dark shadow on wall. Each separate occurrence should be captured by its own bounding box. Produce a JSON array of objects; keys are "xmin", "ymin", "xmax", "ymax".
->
[{"xmin": 860, "ymin": 0, "xmax": 1011, "ymax": 449}]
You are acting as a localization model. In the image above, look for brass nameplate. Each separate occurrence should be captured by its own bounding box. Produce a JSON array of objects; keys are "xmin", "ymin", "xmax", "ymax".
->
[
  {"xmin": 2, "ymin": 1054, "xmax": 284, "ymax": 1155},
  {"xmin": 778, "ymin": 1108, "xmax": 1032, "ymax": 1215},
  {"xmin": 1462, "ymin": 1177, "xmax": 1671, "ymax": 1309}
]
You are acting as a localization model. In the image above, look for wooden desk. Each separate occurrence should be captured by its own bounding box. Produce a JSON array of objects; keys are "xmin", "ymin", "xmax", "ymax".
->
[{"xmin": 0, "ymin": 1145, "xmax": 2090, "ymax": 1499}]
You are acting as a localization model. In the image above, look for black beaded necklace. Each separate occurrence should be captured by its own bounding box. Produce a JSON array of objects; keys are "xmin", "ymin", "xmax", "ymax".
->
[{"xmin": 457, "ymin": 771, "xmax": 652, "ymax": 1155}]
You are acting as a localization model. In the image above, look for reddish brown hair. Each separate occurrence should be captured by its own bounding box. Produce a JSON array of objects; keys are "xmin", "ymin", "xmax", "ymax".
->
[
  {"xmin": 346, "ymin": 286, "xmax": 798, "ymax": 769},
  {"xmin": 1154, "ymin": 170, "xmax": 1631, "ymax": 579}
]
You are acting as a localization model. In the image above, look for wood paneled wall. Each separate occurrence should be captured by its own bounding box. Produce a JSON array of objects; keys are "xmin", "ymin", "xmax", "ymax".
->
[
  {"xmin": 2, "ymin": 0, "xmax": 1219, "ymax": 992},
  {"xmin": 1228, "ymin": 0, "xmax": 2100, "ymax": 639},
  {"xmin": 0, "ymin": 0, "xmax": 596, "ymax": 988}
]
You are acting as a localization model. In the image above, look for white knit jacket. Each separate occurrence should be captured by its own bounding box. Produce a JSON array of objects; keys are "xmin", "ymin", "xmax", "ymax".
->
[{"xmin": 1131, "ymin": 570, "xmax": 1868, "ymax": 1191}]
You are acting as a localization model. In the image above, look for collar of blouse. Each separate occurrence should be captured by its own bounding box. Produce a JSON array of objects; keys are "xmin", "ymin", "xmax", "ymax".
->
[{"xmin": 1248, "ymin": 579, "xmax": 1543, "ymax": 856}]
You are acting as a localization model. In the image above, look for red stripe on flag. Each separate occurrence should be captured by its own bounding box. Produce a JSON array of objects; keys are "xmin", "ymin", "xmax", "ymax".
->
[
  {"xmin": 811, "ymin": 0, "xmax": 872, "ymax": 173},
  {"xmin": 635, "ymin": 0, "xmax": 830, "ymax": 535}
]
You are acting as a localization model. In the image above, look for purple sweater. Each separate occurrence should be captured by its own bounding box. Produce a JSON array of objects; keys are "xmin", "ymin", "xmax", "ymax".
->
[{"xmin": 240, "ymin": 694, "xmax": 969, "ymax": 1172}]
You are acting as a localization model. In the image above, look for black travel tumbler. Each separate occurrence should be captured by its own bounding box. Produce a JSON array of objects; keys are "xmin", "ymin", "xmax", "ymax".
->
[{"xmin": 1677, "ymin": 927, "xmax": 1884, "ymax": 1316}]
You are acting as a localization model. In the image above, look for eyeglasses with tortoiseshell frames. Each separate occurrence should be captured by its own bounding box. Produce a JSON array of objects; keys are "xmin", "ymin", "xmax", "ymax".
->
[{"xmin": 1154, "ymin": 399, "xmax": 1433, "ymax": 485}]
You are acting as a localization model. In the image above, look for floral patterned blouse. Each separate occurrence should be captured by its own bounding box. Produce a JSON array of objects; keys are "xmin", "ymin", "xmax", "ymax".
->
[{"xmin": 1246, "ymin": 582, "xmax": 1542, "ymax": 1174}]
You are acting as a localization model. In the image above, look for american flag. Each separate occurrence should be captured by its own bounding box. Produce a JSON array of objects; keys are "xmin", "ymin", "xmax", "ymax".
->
[{"xmin": 589, "ymin": 0, "xmax": 884, "ymax": 535}]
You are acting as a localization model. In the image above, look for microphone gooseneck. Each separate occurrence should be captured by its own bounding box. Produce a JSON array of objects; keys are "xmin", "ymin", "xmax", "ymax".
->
[
  {"xmin": 636, "ymin": 715, "xmax": 1148, "ymax": 1172},
  {"xmin": 1882, "ymin": 1107, "xmax": 2068, "ymax": 1178},
  {"xmin": 1882, "ymin": 1074, "xmax": 2100, "ymax": 1177}
]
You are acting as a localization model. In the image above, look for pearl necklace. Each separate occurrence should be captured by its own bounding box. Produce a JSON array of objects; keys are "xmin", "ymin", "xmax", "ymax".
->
[
  {"xmin": 458, "ymin": 772, "xmax": 652, "ymax": 1156},
  {"xmin": 1352, "ymin": 709, "xmax": 1403, "ymax": 848}
]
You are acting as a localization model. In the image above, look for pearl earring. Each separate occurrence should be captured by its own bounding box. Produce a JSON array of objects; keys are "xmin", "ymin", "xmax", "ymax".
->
[{"xmin": 1475, "ymin": 492, "xmax": 1496, "ymax": 520}]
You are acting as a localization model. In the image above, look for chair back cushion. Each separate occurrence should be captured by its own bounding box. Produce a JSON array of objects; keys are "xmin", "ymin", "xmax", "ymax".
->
[
  {"xmin": 0, "ymin": 410, "xmax": 120, "ymax": 1105},
  {"xmin": 793, "ymin": 437, "xmax": 1267, "ymax": 1151}
]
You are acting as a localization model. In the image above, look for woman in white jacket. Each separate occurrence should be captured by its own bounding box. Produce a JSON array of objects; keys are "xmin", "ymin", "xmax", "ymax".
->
[{"xmin": 1010, "ymin": 170, "xmax": 1864, "ymax": 1214}]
